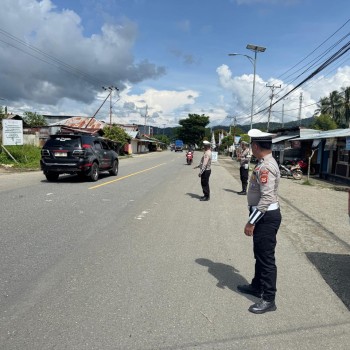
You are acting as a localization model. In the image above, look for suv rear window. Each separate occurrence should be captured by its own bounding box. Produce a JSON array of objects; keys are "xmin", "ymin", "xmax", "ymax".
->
[{"xmin": 44, "ymin": 136, "xmax": 82, "ymax": 148}]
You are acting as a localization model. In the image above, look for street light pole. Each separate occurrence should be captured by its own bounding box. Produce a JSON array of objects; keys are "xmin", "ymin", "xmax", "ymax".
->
[{"xmin": 229, "ymin": 44, "xmax": 266, "ymax": 130}]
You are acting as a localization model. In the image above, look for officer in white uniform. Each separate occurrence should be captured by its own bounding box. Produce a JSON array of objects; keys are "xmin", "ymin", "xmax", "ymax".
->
[
  {"xmin": 237, "ymin": 129, "xmax": 282, "ymax": 314},
  {"xmin": 194, "ymin": 140, "xmax": 212, "ymax": 201}
]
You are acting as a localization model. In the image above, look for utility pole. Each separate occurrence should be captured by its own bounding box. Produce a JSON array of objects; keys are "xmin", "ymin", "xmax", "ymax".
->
[
  {"xmin": 266, "ymin": 83, "xmax": 281, "ymax": 131},
  {"xmin": 143, "ymin": 105, "xmax": 148, "ymax": 136},
  {"xmin": 298, "ymin": 92, "xmax": 303, "ymax": 126},
  {"xmin": 226, "ymin": 116, "xmax": 237, "ymax": 136},
  {"xmin": 102, "ymin": 86, "xmax": 118, "ymax": 126},
  {"xmin": 282, "ymin": 103, "xmax": 285, "ymax": 128}
]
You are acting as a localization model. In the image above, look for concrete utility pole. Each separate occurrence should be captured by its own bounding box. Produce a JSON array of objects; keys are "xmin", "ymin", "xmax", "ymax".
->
[
  {"xmin": 298, "ymin": 92, "xmax": 303, "ymax": 126},
  {"xmin": 102, "ymin": 86, "xmax": 118, "ymax": 126},
  {"xmin": 142, "ymin": 105, "xmax": 148, "ymax": 136},
  {"xmin": 266, "ymin": 83, "xmax": 281, "ymax": 131}
]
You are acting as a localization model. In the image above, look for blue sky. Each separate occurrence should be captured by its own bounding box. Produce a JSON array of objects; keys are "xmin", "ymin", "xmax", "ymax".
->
[{"xmin": 1, "ymin": 0, "xmax": 350, "ymax": 128}]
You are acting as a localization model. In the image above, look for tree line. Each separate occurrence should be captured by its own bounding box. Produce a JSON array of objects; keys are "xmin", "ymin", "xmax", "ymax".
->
[{"xmin": 313, "ymin": 86, "xmax": 350, "ymax": 129}]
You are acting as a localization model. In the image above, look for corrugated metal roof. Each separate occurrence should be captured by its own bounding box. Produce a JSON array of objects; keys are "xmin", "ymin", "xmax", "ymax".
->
[
  {"xmin": 293, "ymin": 128, "xmax": 350, "ymax": 140},
  {"xmin": 272, "ymin": 135, "xmax": 297, "ymax": 143},
  {"xmin": 126, "ymin": 131, "xmax": 138, "ymax": 138},
  {"xmin": 49, "ymin": 117, "xmax": 106, "ymax": 129}
]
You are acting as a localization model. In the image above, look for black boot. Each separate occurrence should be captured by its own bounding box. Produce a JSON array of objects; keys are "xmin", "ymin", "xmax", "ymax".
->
[
  {"xmin": 248, "ymin": 299, "xmax": 277, "ymax": 314},
  {"xmin": 237, "ymin": 184, "xmax": 247, "ymax": 195}
]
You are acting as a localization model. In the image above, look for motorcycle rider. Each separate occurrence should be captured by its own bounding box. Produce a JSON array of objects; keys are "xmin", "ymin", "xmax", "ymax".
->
[{"xmin": 186, "ymin": 148, "xmax": 194, "ymax": 164}]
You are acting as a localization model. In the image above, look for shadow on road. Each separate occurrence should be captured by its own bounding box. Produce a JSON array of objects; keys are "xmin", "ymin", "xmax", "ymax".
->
[
  {"xmin": 186, "ymin": 192, "xmax": 202, "ymax": 199},
  {"xmin": 306, "ymin": 252, "xmax": 350, "ymax": 310},
  {"xmin": 223, "ymin": 188, "xmax": 239, "ymax": 194},
  {"xmin": 195, "ymin": 258, "xmax": 257, "ymax": 302}
]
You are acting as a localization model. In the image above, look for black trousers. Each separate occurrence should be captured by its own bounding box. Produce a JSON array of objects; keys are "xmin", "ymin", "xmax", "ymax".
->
[
  {"xmin": 240, "ymin": 166, "xmax": 249, "ymax": 191},
  {"xmin": 201, "ymin": 170, "xmax": 211, "ymax": 197},
  {"xmin": 250, "ymin": 208, "xmax": 282, "ymax": 302}
]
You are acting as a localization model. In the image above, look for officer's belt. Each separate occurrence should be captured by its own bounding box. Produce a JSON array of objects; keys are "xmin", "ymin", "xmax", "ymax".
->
[{"xmin": 248, "ymin": 202, "xmax": 279, "ymax": 211}]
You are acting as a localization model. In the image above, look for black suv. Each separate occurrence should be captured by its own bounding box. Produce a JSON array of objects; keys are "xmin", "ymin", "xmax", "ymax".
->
[{"xmin": 40, "ymin": 133, "xmax": 119, "ymax": 182}]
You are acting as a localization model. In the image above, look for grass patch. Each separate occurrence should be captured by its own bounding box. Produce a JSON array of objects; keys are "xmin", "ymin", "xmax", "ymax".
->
[
  {"xmin": 0, "ymin": 145, "xmax": 41, "ymax": 170},
  {"xmin": 302, "ymin": 179, "xmax": 314, "ymax": 186}
]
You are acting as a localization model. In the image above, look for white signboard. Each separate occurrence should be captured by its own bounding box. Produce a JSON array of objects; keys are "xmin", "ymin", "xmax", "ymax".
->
[
  {"xmin": 2, "ymin": 119, "xmax": 23, "ymax": 145},
  {"xmin": 211, "ymin": 151, "xmax": 218, "ymax": 162}
]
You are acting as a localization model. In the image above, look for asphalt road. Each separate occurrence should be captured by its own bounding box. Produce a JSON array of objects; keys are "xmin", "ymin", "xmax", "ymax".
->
[{"xmin": 0, "ymin": 151, "xmax": 349, "ymax": 350}]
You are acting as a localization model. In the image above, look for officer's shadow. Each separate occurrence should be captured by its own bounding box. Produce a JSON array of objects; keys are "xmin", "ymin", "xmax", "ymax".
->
[{"xmin": 195, "ymin": 258, "xmax": 257, "ymax": 302}]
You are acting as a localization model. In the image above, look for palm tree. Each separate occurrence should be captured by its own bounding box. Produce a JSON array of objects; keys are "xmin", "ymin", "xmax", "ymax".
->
[
  {"xmin": 341, "ymin": 86, "xmax": 350, "ymax": 127},
  {"xmin": 329, "ymin": 90, "xmax": 343, "ymax": 125},
  {"xmin": 314, "ymin": 91, "xmax": 343, "ymax": 125},
  {"xmin": 314, "ymin": 97, "xmax": 331, "ymax": 116}
]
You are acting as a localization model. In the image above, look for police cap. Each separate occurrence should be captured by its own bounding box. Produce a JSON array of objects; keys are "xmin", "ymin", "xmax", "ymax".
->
[{"xmin": 248, "ymin": 129, "xmax": 273, "ymax": 142}]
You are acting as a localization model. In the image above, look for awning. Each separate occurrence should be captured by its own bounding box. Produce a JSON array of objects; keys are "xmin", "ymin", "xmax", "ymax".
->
[{"xmin": 272, "ymin": 135, "xmax": 297, "ymax": 143}]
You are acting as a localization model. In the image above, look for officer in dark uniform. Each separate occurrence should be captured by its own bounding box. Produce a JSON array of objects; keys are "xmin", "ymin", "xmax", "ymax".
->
[
  {"xmin": 237, "ymin": 141, "xmax": 251, "ymax": 195},
  {"xmin": 237, "ymin": 129, "xmax": 282, "ymax": 314}
]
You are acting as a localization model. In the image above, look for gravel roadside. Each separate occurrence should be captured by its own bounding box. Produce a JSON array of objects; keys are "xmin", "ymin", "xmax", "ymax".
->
[{"xmin": 219, "ymin": 155, "xmax": 350, "ymax": 311}]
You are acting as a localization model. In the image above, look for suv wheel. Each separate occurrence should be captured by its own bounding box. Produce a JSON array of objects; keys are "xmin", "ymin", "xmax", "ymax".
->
[
  {"xmin": 45, "ymin": 172, "xmax": 59, "ymax": 181},
  {"xmin": 89, "ymin": 162, "xmax": 99, "ymax": 181},
  {"xmin": 109, "ymin": 159, "xmax": 119, "ymax": 176}
]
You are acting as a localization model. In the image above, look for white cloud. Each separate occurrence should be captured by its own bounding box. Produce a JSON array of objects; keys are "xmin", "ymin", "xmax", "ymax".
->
[
  {"xmin": 217, "ymin": 64, "xmax": 350, "ymax": 125},
  {"xmin": 0, "ymin": 0, "xmax": 165, "ymax": 110},
  {"xmin": 111, "ymin": 86, "xmax": 200, "ymax": 126}
]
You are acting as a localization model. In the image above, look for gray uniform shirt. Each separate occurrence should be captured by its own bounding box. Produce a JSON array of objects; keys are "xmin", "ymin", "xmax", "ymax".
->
[
  {"xmin": 239, "ymin": 147, "xmax": 251, "ymax": 168},
  {"xmin": 198, "ymin": 149, "xmax": 212, "ymax": 175},
  {"xmin": 247, "ymin": 153, "xmax": 280, "ymax": 213}
]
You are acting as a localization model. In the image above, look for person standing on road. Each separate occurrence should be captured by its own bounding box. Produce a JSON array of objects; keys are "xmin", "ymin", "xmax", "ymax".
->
[
  {"xmin": 237, "ymin": 141, "xmax": 251, "ymax": 195},
  {"xmin": 194, "ymin": 140, "xmax": 212, "ymax": 201},
  {"xmin": 237, "ymin": 129, "xmax": 282, "ymax": 314}
]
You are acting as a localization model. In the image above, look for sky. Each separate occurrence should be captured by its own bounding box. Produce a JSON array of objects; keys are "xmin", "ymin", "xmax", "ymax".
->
[{"xmin": 1, "ymin": 0, "xmax": 350, "ymax": 129}]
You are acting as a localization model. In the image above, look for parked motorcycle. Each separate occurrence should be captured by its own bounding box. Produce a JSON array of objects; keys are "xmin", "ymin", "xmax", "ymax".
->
[
  {"xmin": 279, "ymin": 163, "xmax": 303, "ymax": 180},
  {"xmin": 186, "ymin": 151, "xmax": 193, "ymax": 165},
  {"xmin": 297, "ymin": 159, "xmax": 316, "ymax": 175}
]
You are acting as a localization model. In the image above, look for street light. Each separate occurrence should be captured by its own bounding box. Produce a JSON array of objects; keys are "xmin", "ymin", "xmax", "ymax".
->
[{"xmin": 229, "ymin": 44, "xmax": 266, "ymax": 130}]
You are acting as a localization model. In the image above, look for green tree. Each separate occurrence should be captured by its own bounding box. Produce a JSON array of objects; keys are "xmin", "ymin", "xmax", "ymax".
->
[
  {"xmin": 153, "ymin": 134, "xmax": 170, "ymax": 146},
  {"xmin": 314, "ymin": 91, "xmax": 343, "ymax": 124},
  {"xmin": 312, "ymin": 114, "xmax": 338, "ymax": 131},
  {"xmin": 103, "ymin": 125, "xmax": 129, "ymax": 146},
  {"xmin": 219, "ymin": 134, "xmax": 234, "ymax": 152},
  {"xmin": 23, "ymin": 111, "xmax": 47, "ymax": 127},
  {"xmin": 176, "ymin": 114, "xmax": 210, "ymax": 146}
]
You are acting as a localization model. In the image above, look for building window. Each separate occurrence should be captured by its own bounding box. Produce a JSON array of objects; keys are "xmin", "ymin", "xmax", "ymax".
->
[{"xmin": 338, "ymin": 144, "xmax": 349, "ymax": 163}]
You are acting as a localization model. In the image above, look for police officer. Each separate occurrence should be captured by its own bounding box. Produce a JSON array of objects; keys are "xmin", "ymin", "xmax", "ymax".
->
[
  {"xmin": 194, "ymin": 140, "xmax": 212, "ymax": 201},
  {"xmin": 237, "ymin": 141, "xmax": 251, "ymax": 195},
  {"xmin": 237, "ymin": 129, "xmax": 282, "ymax": 314}
]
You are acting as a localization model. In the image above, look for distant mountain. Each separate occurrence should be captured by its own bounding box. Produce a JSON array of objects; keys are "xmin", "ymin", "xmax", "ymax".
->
[
  {"xmin": 211, "ymin": 116, "xmax": 316, "ymax": 134},
  {"xmin": 144, "ymin": 116, "xmax": 317, "ymax": 139}
]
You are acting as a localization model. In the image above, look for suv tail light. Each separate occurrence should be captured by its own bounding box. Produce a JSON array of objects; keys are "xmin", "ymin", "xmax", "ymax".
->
[
  {"xmin": 82, "ymin": 144, "xmax": 92, "ymax": 149},
  {"xmin": 72, "ymin": 149, "xmax": 86, "ymax": 157}
]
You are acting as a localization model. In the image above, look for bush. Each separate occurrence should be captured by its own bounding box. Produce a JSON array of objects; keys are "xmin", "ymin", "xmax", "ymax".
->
[{"xmin": 0, "ymin": 145, "xmax": 41, "ymax": 169}]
